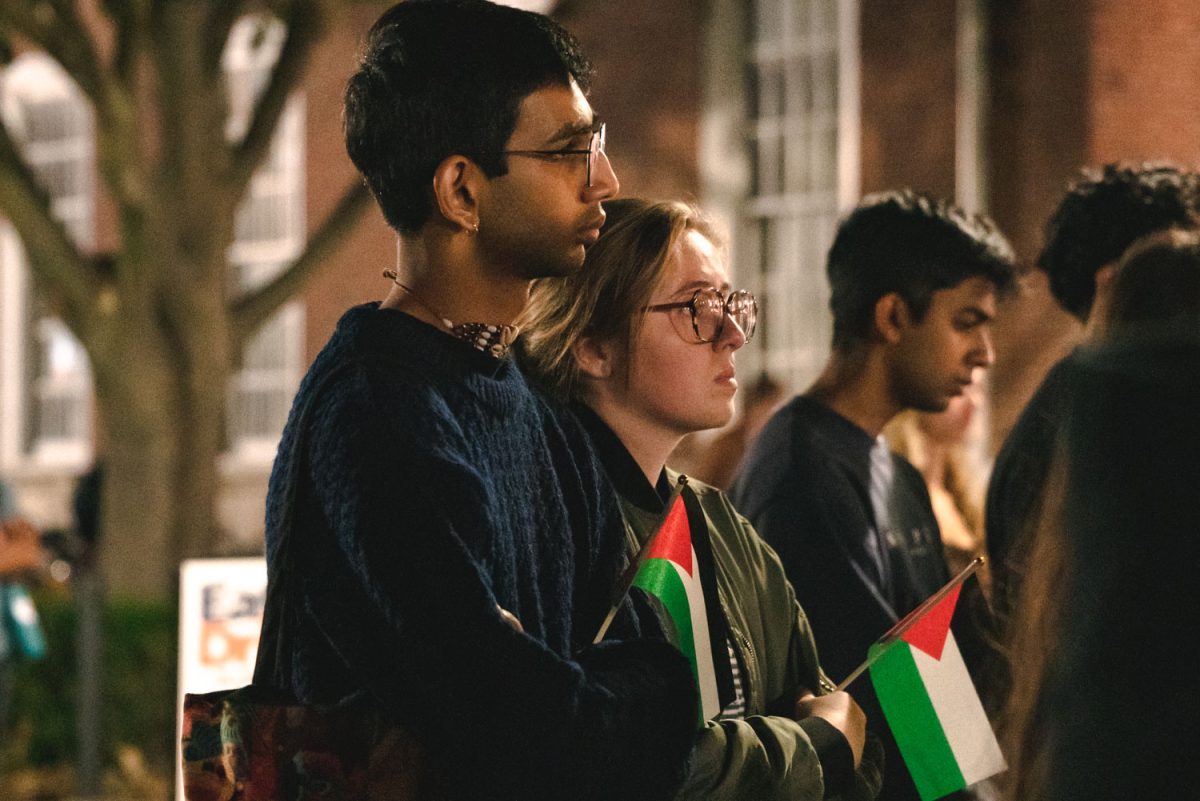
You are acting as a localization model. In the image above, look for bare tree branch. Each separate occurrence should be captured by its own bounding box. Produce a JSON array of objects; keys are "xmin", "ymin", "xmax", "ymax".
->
[
  {"xmin": 1, "ymin": 2, "xmax": 148, "ymax": 214},
  {"xmin": 98, "ymin": 0, "xmax": 149, "ymax": 85},
  {"xmin": 231, "ymin": 179, "xmax": 372, "ymax": 344},
  {"xmin": 149, "ymin": 1, "xmax": 230, "ymax": 248},
  {"xmin": 0, "ymin": 116, "xmax": 96, "ymax": 328},
  {"xmin": 0, "ymin": 3, "xmax": 107, "ymax": 110},
  {"xmin": 226, "ymin": 0, "xmax": 326, "ymax": 198},
  {"xmin": 83, "ymin": 3, "xmax": 154, "ymax": 220}
]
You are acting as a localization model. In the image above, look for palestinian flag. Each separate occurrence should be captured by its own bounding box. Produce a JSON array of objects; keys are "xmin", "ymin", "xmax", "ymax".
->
[
  {"xmin": 631, "ymin": 484, "xmax": 729, "ymax": 722},
  {"xmin": 869, "ymin": 584, "xmax": 1006, "ymax": 801}
]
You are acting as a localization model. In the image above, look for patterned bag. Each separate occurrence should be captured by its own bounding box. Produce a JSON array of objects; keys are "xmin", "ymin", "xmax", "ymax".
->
[
  {"xmin": 180, "ymin": 363, "xmax": 446, "ymax": 800},
  {"xmin": 180, "ymin": 686, "xmax": 443, "ymax": 801}
]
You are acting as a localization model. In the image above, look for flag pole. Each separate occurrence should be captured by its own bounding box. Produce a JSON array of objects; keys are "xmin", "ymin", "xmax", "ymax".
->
[
  {"xmin": 592, "ymin": 481, "xmax": 687, "ymax": 644},
  {"xmin": 834, "ymin": 556, "xmax": 984, "ymax": 692}
]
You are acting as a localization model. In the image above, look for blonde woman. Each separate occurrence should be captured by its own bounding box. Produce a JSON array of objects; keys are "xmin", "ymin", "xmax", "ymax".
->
[{"xmin": 521, "ymin": 199, "xmax": 881, "ymax": 801}]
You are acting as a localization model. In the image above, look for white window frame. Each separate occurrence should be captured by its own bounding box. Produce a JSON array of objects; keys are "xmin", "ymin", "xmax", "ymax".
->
[
  {"xmin": 0, "ymin": 53, "xmax": 95, "ymax": 472},
  {"xmin": 730, "ymin": 0, "xmax": 861, "ymax": 393},
  {"xmin": 0, "ymin": 221, "xmax": 27, "ymax": 473},
  {"xmin": 222, "ymin": 16, "xmax": 306, "ymax": 466}
]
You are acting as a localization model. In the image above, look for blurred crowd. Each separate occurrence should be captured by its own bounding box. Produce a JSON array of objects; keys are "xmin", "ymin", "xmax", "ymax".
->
[{"xmin": 8, "ymin": 3, "xmax": 1200, "ymax": 800}]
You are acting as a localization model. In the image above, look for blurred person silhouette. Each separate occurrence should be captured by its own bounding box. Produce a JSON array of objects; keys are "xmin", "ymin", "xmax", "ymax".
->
[
  {"xmin": 1001, "ymin": 344, "xmax": 1200, "ymax": 800},
  {"xmin": 1, "ymin": 479, "xmax": 45, "ymax": 730},
  {"xmin": 70, "ymin": 459, "xmax": 106, "ymax": 798},
  {"xmin": 1001, "ymin": 226, "xmax": 1200, "ymax": 801},
  {"xmin": 985, "ymin": 163, "xmax": 1200, "ymax": 632},
  {"xmin": 731, "ymin": 191, "xmax": 1016, "ymax": 801},
  {"xmin": 1104, "ymin": 228, "xmax": 1200, "ymax": 335},
  {"xmin": 884, "ymin": 379, "xmax": 988, "ymax": 587},
  {"xmin": 72, "ymin": 460, "xmax": 104, "ymax": 554},
  {"xmin": 521, "ymin": 198, "xmax": 883, "ymax": 801},
  {"xmin": 0, "ymin": 481, "xmax": 41, "ymax": 575}
]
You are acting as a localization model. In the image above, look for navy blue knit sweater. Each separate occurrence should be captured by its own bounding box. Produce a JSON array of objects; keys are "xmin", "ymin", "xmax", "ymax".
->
[{"xmin": 263, "ymin": 304, "xmax": 695, "ymax": 801}]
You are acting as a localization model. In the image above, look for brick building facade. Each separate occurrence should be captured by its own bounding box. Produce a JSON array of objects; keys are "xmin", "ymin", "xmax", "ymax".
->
[{"xmin": 2, "ymin": 0, "xmax": 1197, "ymax": 552}]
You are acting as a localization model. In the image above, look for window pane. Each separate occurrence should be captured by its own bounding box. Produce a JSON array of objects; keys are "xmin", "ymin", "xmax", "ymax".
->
[
  {"xmin": 757, "ymin": 60, "xmax": 784, "ymax": 120},
  {"xmin": 813, "ymin": 49, "xmax": 837, "ymax": 113},
  {"xmin": 235, "ymin": 190, "xmax": 290, "ymax": 245},
  {"xmin": 746, "ymin": 0, "xmax": 845, "ymax": 389},
  {"xmin": 30, "ymin": 318, "xmax": 90, "ymax": 446},
  {"xmin": 2, "ymin": 55, "xmax": 96, "ymax": 459},
  {"xmin": 812, "ymin": 0, "xmax": 836, "ymax": 38},
  {"xmin": 788, "ymin": 0, "xmax": 809, "ymax": 42},
  {"xmin": 224, "ymin": 16, "xmax": 304, "ymax": 450},
  {"xmin": 229, "ymin": 309, "xmax": 299, "ymax": 442},
  {"xmin": 755, "ymin": 0, "xmax": 784, "ymax": 45},
  {"xmin": 755, "ymin": 132, "xmax": 780, "ymax": 197},
  {"xmin": 788, "ymin": 56, "xmax": 815, "ymax": 118}
]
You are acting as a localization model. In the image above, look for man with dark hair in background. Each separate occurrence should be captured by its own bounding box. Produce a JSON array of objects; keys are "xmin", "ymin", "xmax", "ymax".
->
[
  {"xmin": 985, "ymin": 163, "xmax": 1200, "ymax": 636},
  {"xmin": 733, "ymin": 191, "xmax": 1016, "ymax": 801},
  {"xmin": 261, "ymin": 3, "xmax": 696, "ymax": 800}
]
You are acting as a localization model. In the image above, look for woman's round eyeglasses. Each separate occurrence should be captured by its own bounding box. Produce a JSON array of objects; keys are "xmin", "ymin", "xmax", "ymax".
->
[{"xmin": 644, "ymin": 287, "xmax": 758, "ymax": 344}]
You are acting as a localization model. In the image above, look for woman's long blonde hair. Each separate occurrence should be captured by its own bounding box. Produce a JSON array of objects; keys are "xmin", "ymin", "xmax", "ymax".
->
[{"xmin": 996, "ymin": 452, "xmax": 1070, "ymax": 801}]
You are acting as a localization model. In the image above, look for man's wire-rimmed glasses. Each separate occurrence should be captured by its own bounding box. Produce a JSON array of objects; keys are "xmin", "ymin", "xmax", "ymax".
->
[
  {"xmin": 491, "ymin": 122, "xmax": 607, "ymax": 188},
  {"xmin": 644, "ymin": 286, "xmax": 758, "ymax": 344}
]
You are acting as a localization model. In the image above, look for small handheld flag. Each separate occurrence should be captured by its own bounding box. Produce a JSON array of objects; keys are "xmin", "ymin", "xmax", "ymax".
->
[
  {"xmin": 629, "ymin": 482, "xmax": 723, "ymax": 722},
  {"xmin": 592, "ymin": 483, "xmax": 685, "ymax": 645},
  {"xmin": 836, "ymin": 557, "xmax": 984, "ymax": 692},
  {"xmin": 841, "ymin": 557, "xmax": 1005, "ymax": 801}
]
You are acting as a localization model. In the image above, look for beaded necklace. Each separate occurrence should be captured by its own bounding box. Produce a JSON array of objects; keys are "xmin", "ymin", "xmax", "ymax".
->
[{"xmin": 383, "ymin": 269, "xmax": 520, "ymax": 358}]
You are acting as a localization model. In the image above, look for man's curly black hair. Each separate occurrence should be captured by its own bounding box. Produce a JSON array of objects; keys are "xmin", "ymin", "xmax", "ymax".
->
[
  {"xmin": 826, "ymin": 189, "xmax": 1017, "ymax": 351},
  {"xmin": 1039, "ymin": 162, "xmax": 1200, "ymax": 321}
]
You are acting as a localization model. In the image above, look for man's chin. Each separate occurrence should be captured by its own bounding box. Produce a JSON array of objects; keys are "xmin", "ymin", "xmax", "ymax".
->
[
  {"xmin": 907, "ymin": 394, "xmax": 953, "ymax": 414},
  {"xmin": 523, "ymin": 244, "xmax": 588, "ymax": 279}
]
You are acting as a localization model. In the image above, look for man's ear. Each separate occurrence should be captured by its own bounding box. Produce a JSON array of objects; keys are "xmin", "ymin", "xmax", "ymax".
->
[
  {"xmin": 430, "ymin": 155, "xmax": 481, "ymax": 233},
  {"xmin": 873, "ymin": 292, "xmax": 910, "ymax": 345},
  {"xmin": 571, "ymin": 336, "xmax": 614, "ymax": 380}
]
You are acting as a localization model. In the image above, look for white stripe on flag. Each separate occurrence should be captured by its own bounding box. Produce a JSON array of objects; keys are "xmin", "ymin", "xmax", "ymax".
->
[
  {"xmin": 672, "ymin": 549, "xmax": 719, "ymax": 719},
  {"xmin": 910, "ymin": 632, "xmax": 1006, "ymax": 785}
]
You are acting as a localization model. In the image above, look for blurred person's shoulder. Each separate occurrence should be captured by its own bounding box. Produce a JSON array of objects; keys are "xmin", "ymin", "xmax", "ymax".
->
[{"xmin": 732, "ymin": 395, "xmax": 846, "ymax": 512}]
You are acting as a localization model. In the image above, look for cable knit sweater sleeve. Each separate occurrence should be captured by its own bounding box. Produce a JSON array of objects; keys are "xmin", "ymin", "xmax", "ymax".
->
[{"xmin": 275, "ymin": 348, "xmax": 696, "ymax": 801}]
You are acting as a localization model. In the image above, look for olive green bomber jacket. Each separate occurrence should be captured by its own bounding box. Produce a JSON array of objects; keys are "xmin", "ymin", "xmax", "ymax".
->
[{"xmin": 619, "ymin": 471, "xmax": 884, "ymax": 801}]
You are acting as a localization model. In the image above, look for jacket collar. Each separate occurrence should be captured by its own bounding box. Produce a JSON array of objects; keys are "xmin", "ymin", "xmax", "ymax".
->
[{"xmin": 571, "ymin": 403, "xmax": 671, "ymax": 513}]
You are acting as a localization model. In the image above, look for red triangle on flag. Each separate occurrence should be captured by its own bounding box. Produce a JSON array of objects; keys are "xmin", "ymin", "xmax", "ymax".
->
[
  {"xmin": 645, "ymin": 495, "xmax": 692, "ymax": 576},
  {"xmin": 900, "ymin": 584, "xmax": 961, "ymax": 660}
]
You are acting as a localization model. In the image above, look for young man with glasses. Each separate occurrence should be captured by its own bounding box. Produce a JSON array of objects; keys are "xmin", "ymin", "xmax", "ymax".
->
[
  {"xmin": 262, "ymin": 4, "xmax": 696, "ymax": 800},
  {"xmin": 732, "ymin": 191, "xmax": 1015, "ymax": 801},
  {"xmin": 522, "ymin": 198, "xmax": 883, "ymax": 801}
]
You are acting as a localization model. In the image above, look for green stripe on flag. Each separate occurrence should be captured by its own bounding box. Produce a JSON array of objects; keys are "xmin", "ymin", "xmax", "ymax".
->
[
  {"xmin": 633, "ymin": 558, "xmax": 699, "ymax": 682},
  {"xmin": 870, "ymin": 641, "xmax": 965, "ymax": 801}
]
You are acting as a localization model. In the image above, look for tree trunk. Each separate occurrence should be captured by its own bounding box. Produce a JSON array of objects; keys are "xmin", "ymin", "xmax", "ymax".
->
[
  {"xmin": 0, "ymin": 0, "xmax": 365, "ymax": 601},
  {"xmin": 93, "ymin": 330, "xmax": 183, "ymax": 600},
  {"xmin": 171, "ymin": 311, "xmax": 232, "ymax": 566}
]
